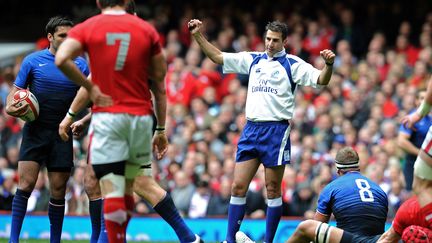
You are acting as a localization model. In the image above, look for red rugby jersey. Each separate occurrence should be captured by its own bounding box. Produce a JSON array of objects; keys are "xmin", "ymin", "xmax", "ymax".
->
[
  {"xmin": 68, "ymin": 11, "xmax": 162, "ymax": 115},
  {"xmin": 393, "ymin": 196, "xmax": 432, "ymax": 235}
]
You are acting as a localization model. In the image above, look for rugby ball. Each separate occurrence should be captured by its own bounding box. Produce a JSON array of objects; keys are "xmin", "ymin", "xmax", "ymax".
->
[{"xmin": 13, "ymin": 89, "xmax": 40, "ymax": 122}]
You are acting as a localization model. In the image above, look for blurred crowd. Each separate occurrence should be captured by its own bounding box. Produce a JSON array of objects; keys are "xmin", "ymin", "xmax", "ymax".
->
[{"xmin": 1, "ymin": 1, "xmax": 432, "ymax": 221}]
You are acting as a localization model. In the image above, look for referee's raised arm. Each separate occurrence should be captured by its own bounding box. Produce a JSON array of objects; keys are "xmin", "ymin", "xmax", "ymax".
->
[{"xmin": 188, "ymin": 19, "xmax": 224, "ymax": 65}]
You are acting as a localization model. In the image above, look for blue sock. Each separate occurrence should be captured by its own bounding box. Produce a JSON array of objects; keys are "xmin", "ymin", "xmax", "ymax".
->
[
  {"xmin": 97, "ymin": 200, "xmax": 108, "ymax": 243},
  {"xmin": 153, "ymin": 193, "xmax": 195, "ymax": 243},
  {"xmin": 226, "ymin": 196, "xmax": 246, "ymax": 243},
  {"xmin": 48, "ymin": 198, "xmax": 65, "ymax": 243},
  {"xmin": 265, "ymin": 197, "xmax": 283, "ymax": 243},
  {"xmin": 9, "ymin": 189, "xmax": 31, "ymax": 243},
  {"xmin": 89, "ymin": 198, "xmax": 102, "ymax": 243}
]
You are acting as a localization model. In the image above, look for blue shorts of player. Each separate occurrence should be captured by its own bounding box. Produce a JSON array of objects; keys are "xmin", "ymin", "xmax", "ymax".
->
[
  {"xmin": 341, "ymin": 232, "xmax": 381, "ymax": 243},
  {"xmin": 236, "ymin": 120, "xmax": 291, "ymax": 167},
  {"xmin": 19, "ymin": 123, "xmax": 73, "ymax": 172}
]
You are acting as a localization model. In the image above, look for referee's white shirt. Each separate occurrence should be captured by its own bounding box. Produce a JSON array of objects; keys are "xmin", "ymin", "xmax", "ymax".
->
[{"xmin": 223, "ymin": 49, "xmax": 321, "ymax": 122}]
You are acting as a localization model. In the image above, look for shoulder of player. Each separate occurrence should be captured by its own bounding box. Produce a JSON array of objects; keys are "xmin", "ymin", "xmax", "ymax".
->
[
  {"xmin": 285, "ymin": 54, "xmax": 306, "ymax": 64},
  {"xmin": 21, "ymin": 49, "xmax": 49, "ymax": 67}
]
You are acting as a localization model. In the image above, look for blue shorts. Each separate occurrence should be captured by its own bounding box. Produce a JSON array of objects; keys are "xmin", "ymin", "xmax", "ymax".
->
[
  {"xmin": 236, "ymin": 120, "xmax": 291, "ymax": 167},
  {"xmin": 19, "ymin": 123, "xmax": 73, "ymax": 172},
  {"xmin": 341, "ymin": 232, "xmax": 381, "ymax": 243}
]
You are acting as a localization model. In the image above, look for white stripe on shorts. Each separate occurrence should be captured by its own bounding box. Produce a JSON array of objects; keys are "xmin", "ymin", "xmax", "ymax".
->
[{"xmin": 277, "ymin": 125, "xmax": 291, "ymax": 165}]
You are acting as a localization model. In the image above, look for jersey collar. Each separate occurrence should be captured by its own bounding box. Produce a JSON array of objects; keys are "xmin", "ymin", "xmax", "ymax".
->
[
  {"xmin": 102, "ymin": 10, "xmax": 126, "ymax": 15},
  {"xmin": 273, "ymin": 49, "xmax": 286, "ymax": 58}
]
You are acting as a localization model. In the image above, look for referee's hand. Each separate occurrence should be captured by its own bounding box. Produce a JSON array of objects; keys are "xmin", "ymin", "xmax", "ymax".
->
[{"xmin": 188, "ymin": 19, "xmax": 202, "ymax": 35}]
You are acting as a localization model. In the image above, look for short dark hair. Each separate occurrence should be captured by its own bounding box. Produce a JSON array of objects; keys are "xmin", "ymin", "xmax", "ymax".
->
[
  {"xmin": 98, "ymin": 0, "xmax": 126, "ymax": 9},
  {"xmin": 265, "ymin": 21, "xmax": 289, "ymax": 40},
  {"xmin": 125, "ymin": 0, "xmax": 136, "ymax": 14},
  {"xmin": 45, "ymin": 16, "xmax": 74, "ymax": 35}
]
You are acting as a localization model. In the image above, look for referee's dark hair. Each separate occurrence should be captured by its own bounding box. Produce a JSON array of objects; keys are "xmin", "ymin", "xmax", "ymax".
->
[
  {"xmin": 98, "ymin": 0, "xmax": 126, "ymax": 9},
  {"xmin": 45, "ymin": 16, "xmax": 74, "ymax": 35},
  {"xmin": 265, "ymin": 21, "xmax": 289, "ymax": 40}
]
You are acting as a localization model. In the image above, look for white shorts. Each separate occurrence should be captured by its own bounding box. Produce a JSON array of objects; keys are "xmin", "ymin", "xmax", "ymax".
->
[
  {"xmin": 89, "ymin": 113, "xmax": 153, "ymax": 167},
  {"xmin": 421, "ymin": 126, "xmax": 432, "ymax": 156}
]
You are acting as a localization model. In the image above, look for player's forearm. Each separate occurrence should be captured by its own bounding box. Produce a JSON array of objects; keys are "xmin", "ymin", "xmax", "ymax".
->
[
  {"xmin": 5, "ymin": 86, "xmax": 19, "ymax": 109},
  {"xmin": 317, "ymin": 64, "xmax": 333, "ymax": 85},
  {"xmin": 424, "ymin": 77, "xmax": 432, "ymax": 106},
  {"xmin": 377, "ymin": 228, "xmax": 400, "ymax": 243},
  {"xmin": 397, "ymin": 135, "xmax": 420, "ymax": 155},
  {"xmin": 70, "ymin": 87, "xmax": 91, "ymax": 113},
  {"xmin": 150, "ymin": 79, "xmax": 167, "ymax": 128},
  {"xmin": 79, "ymin": 112, "xmax": 92, "ymax": 125},
  {"xmin": 416, "ymin": 76, "xmax": 432, "ymax": 117},
  {"xmin": 192, "ymin": 32, "xmax": 223, "ymax": 65},
  {"xmin": 153, "ymin": 93, "xmax": 167, "ymax": 128}
]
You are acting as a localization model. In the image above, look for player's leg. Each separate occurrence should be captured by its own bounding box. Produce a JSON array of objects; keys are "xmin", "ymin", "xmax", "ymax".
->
[
  {"xmin": 47, "ymin": 128, "xmax": 75, "ymax": 243},
  {"xmin": 130, "ymin": 112, "xmax": 202, "ymax": 243},
  {"xmin": 9, "ymin": 161, "xmax": 40, "ymax": 242},
  {"xmin": 89, "ymin": 113, "xmax": 131, "ymax": 242},
  {"xmin": 93, "ymin": 161, "xmax": 127, "ymax": 243},
  {"xmin": 47, "ymin": 169, "xmax": 71, "ymax": 243},
  {"xmin": 260, "ymin": 121, "xmax": 291, "ymax": 243},
  {"xmin": 10, "ymin": 124, "xmax": 47, "ymax": 242},
  {"xmin": 286, "ymin": 220, "xmax": 344, "ymax": 243},
  {"xmin": 133, "ymin": 167, "xmax": 200, "ymax": 243},
  {"xmin": 264, "ymin": 165, "xmax": 285, "ymax": 243},
  {"xmin": 225, "ymin": 158, "xmax": 260, "ymax": 243},
  {"xmin": 83, "ymin": 164, "xmax": 105, "ymax": 243}
]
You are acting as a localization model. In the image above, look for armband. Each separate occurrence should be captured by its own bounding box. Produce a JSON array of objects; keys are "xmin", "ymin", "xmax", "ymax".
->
[
  {"xmin": 416, "ymin": 100, "xmax": 431, "ymax": 117},
  {"xmin": 66, "ymin": 109, "xmax": 76, "ymax": 119},
  {"xmin": 155, "ymin": 126, "xmax": 165, "ymax": 134}
]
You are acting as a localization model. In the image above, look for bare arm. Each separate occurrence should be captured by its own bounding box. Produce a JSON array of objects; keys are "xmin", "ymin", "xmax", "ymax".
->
[
  {"xmin": 397, "ymin": 132, "xmax": 420, "ymax": 155},
  {"xmin": 148, "ymin": 53, "xmax": 167, "ymax": 128},
  {"xmin": 317, "ymin": 49, "xmax": 335, "ymax": 85},
  {"xmin": 377, "ymin": 227, "xmax": 401, "ymax": 243},
  {"xmin": 55, "ymin": 38, "xmax": 112, "ymax": 107},
  {"xmin": 70, "ymin": 86, "xmax": 91, "ymax": 114},
  {"xmin": 58, "ymin": 79, "xmax": 92, "ymax": 142},
  {"xmin": 149, "ymin": 52, "xmax": 168, "ymax": 160},
  {"xmin": 55, "ymin": 38, "xmax": 93, "ymax": 91},
  {"xmin": 188, "ymin": 19, "xmax": 223, "ymax": 65},
  {"xmin": 313, "ymin": 211, "xmax": 330, "ymax": 223},
  {"xmin": 424, "ymin": 76, "xmax": 432, "ymax": 106}
]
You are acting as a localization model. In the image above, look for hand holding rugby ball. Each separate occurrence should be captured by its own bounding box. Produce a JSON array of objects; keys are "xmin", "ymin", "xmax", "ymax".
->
[{"xmin": 12, "ymin": 89, "xmax": 39, "ymax": 122}]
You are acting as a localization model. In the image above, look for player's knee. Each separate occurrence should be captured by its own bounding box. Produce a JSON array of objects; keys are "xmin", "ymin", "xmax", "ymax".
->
[
  {"xmin": 133, "ymin": 176, "xmax": 152, "ymax": 195},
  {"xmin": 231, "ymin": 181, "xmax": 248, "ymax": 196},
  {"xmin": 49, "ymin": 182, "xmax": 67, "ymax": 198},
  {"xmin": 100, "ymin": 173, "xmax": 125, "ymax": 198},
  {"xmin": 19, "ymin": 180, "xmax": 36, "ymax": 192},
  {"xmin": 297, "ymin": 219, "xmax": 315, "ymax": 233},
  {"xmin": 84, "ymin": 176, "xmax": 101, "ymax": 200},
  {"xmin": 265, "ymin": 181, "xmax": 281, "ymax": 198}
]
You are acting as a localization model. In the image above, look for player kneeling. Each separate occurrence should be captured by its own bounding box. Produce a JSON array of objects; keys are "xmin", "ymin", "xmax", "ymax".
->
[{"xmin": 236, "ymin": 220, "xmax": 378, "ymax": 243}]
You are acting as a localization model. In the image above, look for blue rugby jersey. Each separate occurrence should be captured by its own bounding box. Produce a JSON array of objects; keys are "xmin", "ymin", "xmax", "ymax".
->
[
  {"xmin": 317, "ymin": 171, "xmax": 388, "ymax": 236},
  {"xmin": 222, "ymin": 49, "xmax": 321, "ymax": 122},
  {"xmin": 399, "ymin": 110, "xmax": 432, "ymax": 161},
  {"xmin": 14, "ymin": 49, "xmax": 89, "ymax": 128}
]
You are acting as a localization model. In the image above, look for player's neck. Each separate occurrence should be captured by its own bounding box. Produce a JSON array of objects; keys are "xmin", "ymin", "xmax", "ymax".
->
[
  {"xmin": 102, "ymin": 6, "xmax": 125, "ymax": 13},
  {"xmin": 48, "ymin": 46, "xmax": 56, "ymax": 55}
]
